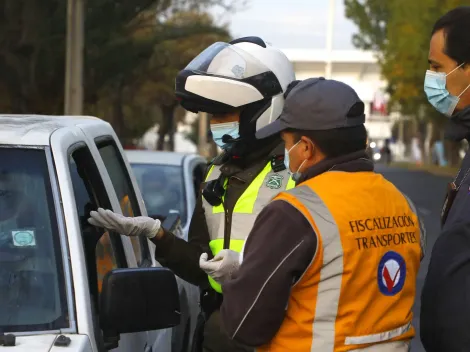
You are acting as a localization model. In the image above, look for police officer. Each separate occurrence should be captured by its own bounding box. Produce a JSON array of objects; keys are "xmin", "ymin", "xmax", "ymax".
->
[
  {"xmin": 209, "ymin": 78, "xmax": 426, "ymax": 351},
  {"xmin": 88, "ymin": 36, "xmax": 296, "ymax": 352},
  {"xmin": 420, "ymin": 6, "xmax": 470, "ymax": 351}
]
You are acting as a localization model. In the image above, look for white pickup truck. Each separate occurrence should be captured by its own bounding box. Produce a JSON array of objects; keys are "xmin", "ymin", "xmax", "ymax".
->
[{"xmin": 0, "ymin": 115, "xmax": 191, "ymax": 351}]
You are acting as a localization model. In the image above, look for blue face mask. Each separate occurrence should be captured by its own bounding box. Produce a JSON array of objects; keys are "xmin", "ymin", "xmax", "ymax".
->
[
  {"xmin": 284, "ymin": 141, "xmax": 306, "ymax": 182},
  {"xmin": 210, "ymin": 122, "xmax": 240, "ymax": 149},
  {"xmin": 424, "ymin": 63, "xmax": 470, "ymax": 117}
]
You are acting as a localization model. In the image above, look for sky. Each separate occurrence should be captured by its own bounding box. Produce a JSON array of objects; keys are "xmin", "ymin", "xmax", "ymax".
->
[{"xmin": 218, "ymin": 0, "xmax": 359, "ymax": 50}]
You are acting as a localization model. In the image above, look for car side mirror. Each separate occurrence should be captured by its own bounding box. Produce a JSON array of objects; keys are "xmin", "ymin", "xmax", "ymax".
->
[{"xmin": 100, "ymin": 267, "xmax": 181, "ymax": 350}]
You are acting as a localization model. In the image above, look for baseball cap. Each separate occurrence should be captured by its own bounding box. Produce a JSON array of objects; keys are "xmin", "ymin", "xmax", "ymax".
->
[{"xmin": 256, "ymin": 77, "xmax": 365, "ymax": 139}]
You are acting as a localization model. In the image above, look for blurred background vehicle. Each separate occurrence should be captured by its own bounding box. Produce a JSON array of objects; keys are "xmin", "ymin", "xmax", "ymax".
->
[
  {"xmin": 125, "ymin": 151, "xmax": 207, "ymax": 239},
  {"xmin": 126, "ymin": 150, "xmax": 207, "ymax": 352},
  {"xmin": 367, "ymin": 140, "xmax": 382, "ymax": 163}
]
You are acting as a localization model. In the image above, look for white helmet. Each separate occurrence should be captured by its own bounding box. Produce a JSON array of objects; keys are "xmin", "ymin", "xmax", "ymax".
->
[{"xmin": 175, "ymin": 36, "xmax": 296, "ymax": 140}]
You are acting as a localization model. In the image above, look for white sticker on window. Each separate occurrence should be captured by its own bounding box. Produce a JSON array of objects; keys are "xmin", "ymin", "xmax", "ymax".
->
[{"xmin": 12, "ymin": 230, "xmax": 36, "ymax": 247}]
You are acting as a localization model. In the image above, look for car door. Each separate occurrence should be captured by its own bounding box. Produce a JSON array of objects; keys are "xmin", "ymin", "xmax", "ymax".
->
[
  {"xmin": 79, "ymin": 124, "xmax": 172, "ymax": 352},
  {"xmin": 50, "ymin": 127, "xmax": 102, "ymax": 351},
  {"xmin": 51, "ymin": 126, "xmax": 151, "ymax": 352}
]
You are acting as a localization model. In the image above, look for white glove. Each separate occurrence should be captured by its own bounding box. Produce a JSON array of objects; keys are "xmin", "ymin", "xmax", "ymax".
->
[
  {"xmin": 199, "ymin": 249, "xmax": 240, "ymax": 284},
  {"xmin": 88, "ymin": 208, "xmax": 161, "ymax": 239}
]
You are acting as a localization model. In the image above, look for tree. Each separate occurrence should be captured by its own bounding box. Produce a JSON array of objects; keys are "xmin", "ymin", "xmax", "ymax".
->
[
  {"xmin": 345, "ymin": 0, "xmax": 470, "ymax": 165},
  {"xmin": 143, "ymin": 11, "xmax": 230, "ymax": 151},
  {"xmin": 0, "ymin": 0, "xmax": 243, "ymax": 145},
  {"xmin": 84, "ymin": 1, "xmax": 234, "ymax": 143},
  {"xmin": 344, "ymin": 0, "xmax": 390, "ymax": 53},
  {"xmin": 0, "ymin": 1, "xmax": 67, "ymax": 113}
]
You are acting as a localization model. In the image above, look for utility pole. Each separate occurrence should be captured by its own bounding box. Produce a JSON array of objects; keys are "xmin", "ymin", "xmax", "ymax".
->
[
  {"xmin": 64, "ymin": 0, "xmax": 85, "ymax": 115},
  {"xmin": 325, "ymin": 0, "xmax": 335, "ymax": 79}
]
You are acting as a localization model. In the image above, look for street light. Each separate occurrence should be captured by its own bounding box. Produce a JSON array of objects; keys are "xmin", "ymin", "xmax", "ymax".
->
[{"xmin": 64, "ymin": 0, "xmax": 85, "ymax": 115}]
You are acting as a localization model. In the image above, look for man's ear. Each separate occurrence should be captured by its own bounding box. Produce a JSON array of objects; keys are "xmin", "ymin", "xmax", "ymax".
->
[
  {"xmin": 464, "ymin": 63, "xmax": 470, "ymax": 78},
  {"xmin": 300, "ymin": 136, "xmax": 314, "ymax": 157}
]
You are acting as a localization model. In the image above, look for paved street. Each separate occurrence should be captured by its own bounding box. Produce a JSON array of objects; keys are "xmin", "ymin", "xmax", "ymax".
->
[{"xmin": 375, "ymin": 164, "xmax": 452, "ymax": 351}]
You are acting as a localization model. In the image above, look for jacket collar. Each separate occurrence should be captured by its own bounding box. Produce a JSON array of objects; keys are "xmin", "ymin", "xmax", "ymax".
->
[
  {"xmin": 296, "ymin": 150, "xmax": 374, "ymax": 185},
  {"xmin": 445, "ymin": 105, "xmax": 470, "ymax": 142}
]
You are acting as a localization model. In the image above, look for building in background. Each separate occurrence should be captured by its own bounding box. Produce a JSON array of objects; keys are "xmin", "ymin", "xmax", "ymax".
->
[
  {"xmin": 138, "ymin": 49, "xmax": 403, "ymax": 157},
  {"xmin": 283, "ymin": 49, "xmax": 401, "ymax": 156}
]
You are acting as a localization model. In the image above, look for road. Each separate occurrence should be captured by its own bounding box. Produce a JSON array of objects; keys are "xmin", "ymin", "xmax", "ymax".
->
[{"xmin": 376, "ymin": 164, "xmax": 452, "ymax": 352}]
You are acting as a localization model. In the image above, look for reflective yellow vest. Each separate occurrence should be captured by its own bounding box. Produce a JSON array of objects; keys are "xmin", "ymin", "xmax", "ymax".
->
[{"xmin": 202, "ymin": 161, "xmax": 295, "ymax": 293}]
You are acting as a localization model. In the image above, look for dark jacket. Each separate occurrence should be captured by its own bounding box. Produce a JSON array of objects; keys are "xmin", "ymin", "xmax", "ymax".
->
[
  {"xmin": 420, "ymin": 106, "xmax": 470, "ymax": 351},
  {"xmin": 220, "ymin": 151, "xmax": 374, "ymax": 347},
  {"xmin": 152, "ymin": 137, "xmax": 285, "ymax": 352}
]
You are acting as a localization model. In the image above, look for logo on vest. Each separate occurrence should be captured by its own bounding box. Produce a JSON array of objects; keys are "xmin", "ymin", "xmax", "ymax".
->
[
  {"xmin": 377, "ymin": 251, "xmax": 406, "ymax": 296},
  {"xmin": 266, "ymin": 174, "xmax": 284, "ymax": 189}
]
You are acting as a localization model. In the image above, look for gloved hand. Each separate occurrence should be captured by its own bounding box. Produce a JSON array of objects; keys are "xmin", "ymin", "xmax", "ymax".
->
[
  {"xmin": 88, "ymin": 208, "xmax": 161, "ymax": 239},
  {"xmin": 199, "ymin": 249, "xmax": 240, "ymax": 284}
]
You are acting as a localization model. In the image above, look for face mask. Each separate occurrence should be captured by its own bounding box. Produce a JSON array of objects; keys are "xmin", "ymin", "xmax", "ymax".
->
[
  {"xmin": 210, "ymin": 122, "xmax": 240, "ymax": 149},
  {"xmin": 424, "ymin": 63, "xmax": 470, "ymax": 117},
  {"xmin": 284, "ymin": 141, "xmax": 307, "ymax": 182}
]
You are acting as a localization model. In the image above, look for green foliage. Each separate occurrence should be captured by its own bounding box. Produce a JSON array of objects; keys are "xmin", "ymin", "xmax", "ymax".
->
[
  {"xmin": 344, "ymin": 0, "xmax": 390, "ymax": 52},
  {"xmin": 345, "ymin": 0, "xmax": 470, "ymax": 123},
  {"xmin": 0, "ymin": 0, "xmax": 239, "ymax": 144}
]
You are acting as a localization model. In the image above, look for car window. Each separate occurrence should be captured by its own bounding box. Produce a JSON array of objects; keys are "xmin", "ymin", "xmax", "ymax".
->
[
  {"xmin": 95, "ymin": 138, "xmax": 151, "ymax": 267},
  {"xmin": 130, "ymin": 163, "xmax": 187, "ymax": 227},
  {"xmin": 0, "ymin": 148, "xmax": 68, "ymax": 333},
  {"xmin": 69, "ymin": 145, "xmax": 127, "ymax": 301}
]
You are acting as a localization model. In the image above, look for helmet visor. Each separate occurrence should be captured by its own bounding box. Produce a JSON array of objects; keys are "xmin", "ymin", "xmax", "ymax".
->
[{"xmin": 184, "ymin": 42, "xmax": 271, "ymax": 80}]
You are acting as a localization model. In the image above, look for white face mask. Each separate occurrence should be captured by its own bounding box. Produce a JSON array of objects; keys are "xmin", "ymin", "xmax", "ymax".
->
[
  {"xmin": 284, "ymin": 141, "xmax": 307, "ymax": 182},
  {"xmin": 424, "ymin": 62, "xmax": 470, "ymax": 117},
  {"xmin": 210, "ymin": 122, "xmax": 240, "ymax": 149}
]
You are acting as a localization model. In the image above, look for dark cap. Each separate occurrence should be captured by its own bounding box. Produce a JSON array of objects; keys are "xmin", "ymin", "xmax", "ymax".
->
[{"xmin": 256, "ymin": 77, "xmax": 365, "ymax": 139}]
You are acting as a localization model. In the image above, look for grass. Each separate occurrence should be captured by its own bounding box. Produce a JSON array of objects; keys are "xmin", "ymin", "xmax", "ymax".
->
[{"xmin": 390, "ymin": 162, "xmax": 458, "ymax": 177}]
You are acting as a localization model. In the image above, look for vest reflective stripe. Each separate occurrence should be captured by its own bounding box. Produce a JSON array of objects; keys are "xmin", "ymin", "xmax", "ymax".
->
[
  {"xmin": 203, "ymin": 161, "xmax": 294, "ymax": 293},
  {"xmin": 288, "ymin": 185, "xmax": 343, "ymax": 352},
  {"xmin": 344, "ymin": 322, "xmax": 411, "ymax": 346},
  {"xmin": 348, "ymin": 341, "xmax": 410, "ymax": 352},
  {"xmin": 207, "ymin": 239, "xmax": 245, "ymax": 293},
  {"xmin": 259, "ymin": 171, "xmax": 421, "ymax": 352}
]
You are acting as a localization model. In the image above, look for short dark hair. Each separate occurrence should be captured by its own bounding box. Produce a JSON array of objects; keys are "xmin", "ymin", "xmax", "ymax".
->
[
  {"xmin": 291, "ymin": 125, "xmax": 367, "ymax": 158},
  {"xmin": 432, "ymin": 6, "xmax": 470, "ymax": 65}
]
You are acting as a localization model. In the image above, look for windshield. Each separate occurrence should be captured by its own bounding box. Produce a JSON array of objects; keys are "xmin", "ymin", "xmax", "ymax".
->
[
  {"xmin": 130, "ymin": 164, "xmax": 187, "ymax": 227},
  {"xmin": 0, "ymin": 148, "xmax": 68, "ymax": 332}
]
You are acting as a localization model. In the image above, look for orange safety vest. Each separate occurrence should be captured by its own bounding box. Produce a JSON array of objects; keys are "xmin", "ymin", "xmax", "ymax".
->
[{"xmin": 258, "ymin": 171, "xmax": 425, "ymax": 352}]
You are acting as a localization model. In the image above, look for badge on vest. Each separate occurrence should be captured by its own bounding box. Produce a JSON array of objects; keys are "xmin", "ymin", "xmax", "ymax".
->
[
  {"xmin": 266, "ymin": 174, "xmax": 284, "ymax": 189},
  {"xmin": 377, "ymin": 251, "xmax": 406, "ymax": 296}
]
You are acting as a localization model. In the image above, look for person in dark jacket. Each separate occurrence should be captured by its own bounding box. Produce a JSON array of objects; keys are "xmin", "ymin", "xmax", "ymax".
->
[
  {"xmin": 87, "ymin": 36, "xmax": 296, "ymax": 352},
  {"xmin": 420, "ymin": 6, "xmax": 470, "ymax": 352}
]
